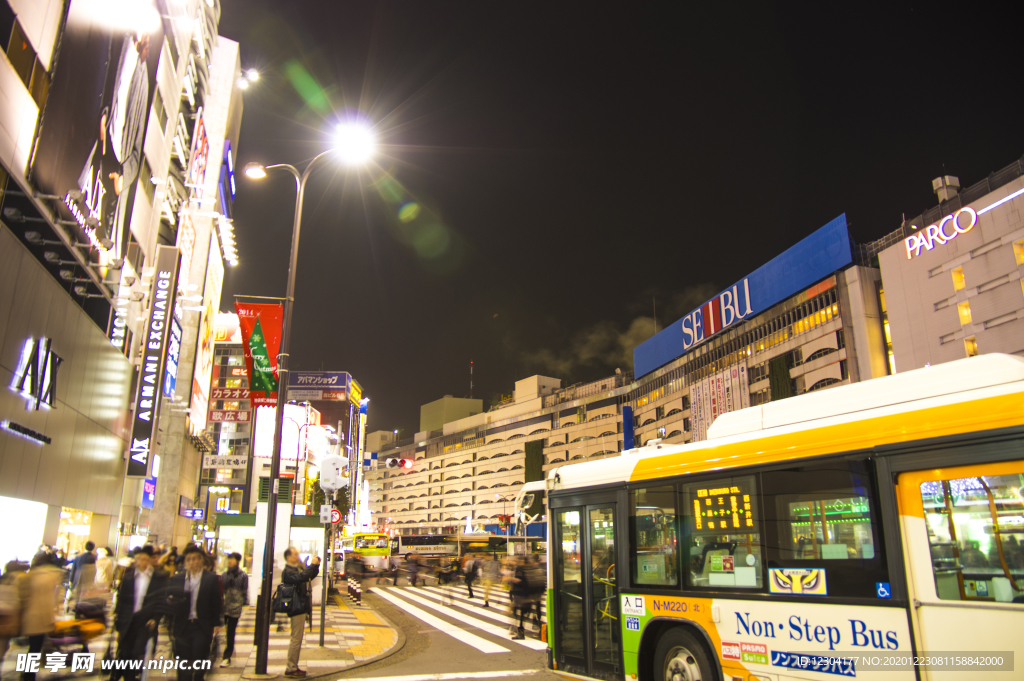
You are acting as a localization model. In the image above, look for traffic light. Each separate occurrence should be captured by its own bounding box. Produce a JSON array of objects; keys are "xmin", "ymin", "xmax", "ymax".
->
[{"xmin": 386, "ymin": 458, "xmax": 414, "ymax": 469}]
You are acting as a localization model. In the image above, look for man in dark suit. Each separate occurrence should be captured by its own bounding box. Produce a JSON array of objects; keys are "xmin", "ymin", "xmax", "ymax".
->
[
  {"xmin": 110, "ymin": 545, "xmax": 169, "ymax": 681},
  {"xmin": 167, "ymin": 545, "xmax": 222, "ymax": 681}
]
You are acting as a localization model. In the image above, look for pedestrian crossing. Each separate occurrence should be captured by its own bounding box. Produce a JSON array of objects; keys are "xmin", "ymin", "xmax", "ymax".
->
[{"xmin": 372, "ymin": 584, "xmax": 547, "ymax": 655}]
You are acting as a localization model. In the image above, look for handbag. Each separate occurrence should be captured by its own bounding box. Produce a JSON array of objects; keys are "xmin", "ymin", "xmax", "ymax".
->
[{"xmin": 272, "ymin": 583, "xmax": 307, "ymax": 616}]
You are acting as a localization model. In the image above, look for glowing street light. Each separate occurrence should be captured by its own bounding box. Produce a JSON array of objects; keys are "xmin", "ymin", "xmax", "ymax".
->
[{"xmin": 244, "ymin": 118, "xmax": 376, "ymax": 676}]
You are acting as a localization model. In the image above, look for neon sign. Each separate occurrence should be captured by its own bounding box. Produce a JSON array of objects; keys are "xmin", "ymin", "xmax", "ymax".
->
[{"xmin": 904, "ymin": 207, "xmax": 977, "ymax": 259}]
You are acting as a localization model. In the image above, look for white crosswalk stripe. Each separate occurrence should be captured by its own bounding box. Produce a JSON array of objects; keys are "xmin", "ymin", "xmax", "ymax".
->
[
  {"xmin": 372, "ymin": 588, "xmax": 511, "ymax": 654},
  {"xmin": 376, "ymin": 587, "xmax": 547, "ymax": 651},
  {"xmin": 416, "ymin": 586, "xmax": 546, "ymax": 631}
]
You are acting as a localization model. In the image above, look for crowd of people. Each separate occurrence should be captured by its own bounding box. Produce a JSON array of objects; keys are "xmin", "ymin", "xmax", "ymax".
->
[
  {"xmin": 0, "ymin": 542, "xmax": 322, "ymax": 680},
  {"xmin": 378, "ymin": 552, "xmax": 547, "ymax": 640}
]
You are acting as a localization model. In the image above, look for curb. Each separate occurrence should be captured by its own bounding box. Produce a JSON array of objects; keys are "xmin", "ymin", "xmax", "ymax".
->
[{"xmin": 301, "ymin": 593, "xmax": 406, "ymax": 680}]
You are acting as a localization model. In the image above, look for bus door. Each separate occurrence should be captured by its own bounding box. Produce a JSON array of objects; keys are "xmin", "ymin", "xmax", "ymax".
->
[
  {"xmin": 553, "ymin": 501, "xmax": 621, "ymax": 679},
  {"xmin": 897, "ymin": 460, "xmax": 1024, "ymax": 669}
]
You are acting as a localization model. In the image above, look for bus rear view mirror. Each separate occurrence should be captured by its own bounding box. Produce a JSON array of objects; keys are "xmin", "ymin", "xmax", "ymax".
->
[{"xmin": 518, "ymin": 493, "xmax": 535, "ymax": 511}]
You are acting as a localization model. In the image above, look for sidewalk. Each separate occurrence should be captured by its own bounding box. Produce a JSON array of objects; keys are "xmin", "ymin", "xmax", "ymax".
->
[{"xmin": 0, "ymin": 594, "xmax": 401, "ymax": 681}]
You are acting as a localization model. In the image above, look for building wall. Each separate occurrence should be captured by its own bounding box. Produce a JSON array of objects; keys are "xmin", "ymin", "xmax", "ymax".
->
[
  {"xmin": 0, "ymin": 222, "xmax": 132, "ymax": 519},
  {"xmin": 879, "ymin": 177, "xmax": 1024, "ymax": 372},
  {"xmin": 419, "ymin": 396, "xmax": 483, "ymax": 432}
]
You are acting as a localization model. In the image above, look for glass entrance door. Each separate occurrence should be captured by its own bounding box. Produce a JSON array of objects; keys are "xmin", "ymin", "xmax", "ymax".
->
[
  {"xmin": 553, "ymin": 503, "xmax": 621, "ymax": 679},
  {"xmin": 588, "ymin": 505, "xmax": 620, "ymax": 676}
]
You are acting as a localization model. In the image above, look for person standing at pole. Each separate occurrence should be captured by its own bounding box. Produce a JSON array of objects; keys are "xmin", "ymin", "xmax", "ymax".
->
[
  {"xmin": 220, "ymin": 553, "xmax": 247, "ymax": 668},
  {"xmin": 110, "ymin": 546, "xmax": 168, "ymax": 681},
  {"xmin": 282, "ymin": 548, "xmax": 320, "ymax": 678},
  {"xmin": 168, "ymin": 545, "xmax": 222, "ymax": 681}
]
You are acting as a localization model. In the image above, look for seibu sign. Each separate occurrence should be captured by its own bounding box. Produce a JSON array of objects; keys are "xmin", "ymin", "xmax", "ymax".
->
[
  {"xmin": 904, "ymin": 207, "xmax": 977, "ymax": 260},
  {"xmin": 126, "ymin": 246, "xmax": 180, "ymax": 477},
  {"xmin": 634, "ymin": 214, "xmax": 854, "ymax": 377}
]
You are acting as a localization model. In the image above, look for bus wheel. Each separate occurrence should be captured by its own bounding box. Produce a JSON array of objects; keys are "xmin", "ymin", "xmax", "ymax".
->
[{"xmin": 654, "ymin": 628, "xmax": 713, "ymax": 681}]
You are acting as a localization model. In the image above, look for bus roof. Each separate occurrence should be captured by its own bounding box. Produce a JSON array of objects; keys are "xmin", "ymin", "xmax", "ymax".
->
[{"xmin": 549, "ymin": 353, "xmax": 1024, "ymax": 491}]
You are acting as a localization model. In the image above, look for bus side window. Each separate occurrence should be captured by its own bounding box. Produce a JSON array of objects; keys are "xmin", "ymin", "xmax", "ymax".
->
[
  {"xmin": 629, "ymin": 486, "xmax": 679, "ymax": 587},
  {"xmin": 681, "ymin": 475, "xmax": 763, "ymax": 590},
  {"xmin": 921, "ymin": 472, "xmax": 1024, "ymax": 602},
  {"xmin": 762, "ymin": 458, "xmax": 887, "ymax": 598}
]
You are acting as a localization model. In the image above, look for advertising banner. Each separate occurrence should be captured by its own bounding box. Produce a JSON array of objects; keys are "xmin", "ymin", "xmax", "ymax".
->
[
  {"xmin": 287, "ymin": 371, "xmax": 351, "ymax": 401},
  {"xmin": 189, "ymin": 234, "xmax": 224, "ymax": 435},
  {"xmin": 211, "ymin": 387, "xmax": 249, "ymax": 400},
  {"xmin": 203, "ymin": 454, "xmax": 247, "ymax": 469},
  {"xmin": 634, "ymin": 214, "xmax": 853, "ymax": 377},
  {"xmin": 235, "ymin": 302, "xmax": 283, "ymax": 407},
  {"xmin": 127, "ymin": 245, "xmax": 180, "ymax": 477},
  {"xmin": 30, "ymin": 0, "xmax": 164, "ymax": 260},
  {"xmin": 252, "ymin": 404, "xmax": 318, "ymax": 460},
  {"xmin": 208, "ymin": 410, "xmax": 250, "ymax": 423}
]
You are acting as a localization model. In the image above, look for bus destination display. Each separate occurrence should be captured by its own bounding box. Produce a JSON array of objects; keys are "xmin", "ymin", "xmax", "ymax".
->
[{"xmin": 692, "ymin": 484, "xmax": 754, "ymax": 532}]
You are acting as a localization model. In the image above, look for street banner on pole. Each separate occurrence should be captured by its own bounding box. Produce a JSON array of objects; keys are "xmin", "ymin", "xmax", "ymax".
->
[
  {"xmin": 235, "ymin": 302, "xmax": 283, "ymax": 406},
  {"xmin": 127, "ymin": 245, "xmax": 180, "ymax": 477}
]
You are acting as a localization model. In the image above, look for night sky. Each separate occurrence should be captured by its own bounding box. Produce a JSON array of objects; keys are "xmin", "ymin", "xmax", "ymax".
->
[{"xmin": 217, "ymin": 3, "xmax": 1023, "ymax": 436}]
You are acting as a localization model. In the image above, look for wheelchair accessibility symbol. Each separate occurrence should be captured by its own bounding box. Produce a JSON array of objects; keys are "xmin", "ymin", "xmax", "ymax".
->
[{"xmin": 876, "ymin": 582, "xmax": 891, "ymax": 599}]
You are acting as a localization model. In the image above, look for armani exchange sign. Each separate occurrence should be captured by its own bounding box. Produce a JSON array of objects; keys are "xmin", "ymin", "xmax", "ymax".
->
[{"xmin": 126, "ymin": 245, "xmax": 180, "ymax": 477}]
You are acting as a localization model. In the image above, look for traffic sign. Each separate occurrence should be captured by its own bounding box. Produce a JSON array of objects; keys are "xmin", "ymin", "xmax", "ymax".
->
[{"xmin": 330, "ymin": 508, "xmax": 341, "ymax": 524}]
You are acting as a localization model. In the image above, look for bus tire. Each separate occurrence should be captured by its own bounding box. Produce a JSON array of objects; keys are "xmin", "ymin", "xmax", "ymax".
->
[{"xmin": 653, "ymin": 627, "xmax": 714, "ymax": 681}]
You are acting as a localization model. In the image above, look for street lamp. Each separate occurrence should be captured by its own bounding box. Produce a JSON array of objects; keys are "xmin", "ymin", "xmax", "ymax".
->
[{"xmin": 245, "ymin": 121, "xmax": 376, "ymax": 676}]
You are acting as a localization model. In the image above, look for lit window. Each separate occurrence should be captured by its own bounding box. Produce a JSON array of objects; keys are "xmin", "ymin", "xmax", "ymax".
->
[
  {"xmin": 964, "ymin": 336, "xmax": 978, "ymax": 357},
  {"xmin": 951, "ymin": 267, "xmax": 966, "ymax": 292},
  {"xmin": 957, "ymin": 301, "xmax": 972, "ymax": 326},
  {"xmin": 1014, "ymin": 239, "xmax": 1024, "ymax": 266}
]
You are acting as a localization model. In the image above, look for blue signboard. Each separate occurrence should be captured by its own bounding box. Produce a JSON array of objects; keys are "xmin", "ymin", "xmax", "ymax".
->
[
  {"xmin": 634, "ymin": 214, "xmax": 852, "ymax": 377},
  {"xmin": 141, "ymin": 477, "xmax": 157, "ymax": 509}
]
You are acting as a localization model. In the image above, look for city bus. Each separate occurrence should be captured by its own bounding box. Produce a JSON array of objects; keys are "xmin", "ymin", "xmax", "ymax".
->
[
  {"xmin": 529, "ymin": 354, "xmax": 1024, "ymax": 681},
  {"xmin": 390, "ymin": 533, "xmax": 540, "ymax": 562},
  {"xmin": 352, "ymin": 532, "xmax": 390, "ymax": 571}
]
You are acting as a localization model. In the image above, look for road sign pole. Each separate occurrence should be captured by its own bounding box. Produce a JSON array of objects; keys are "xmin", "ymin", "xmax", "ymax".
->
[{"xmin": 319, "ymin": 491, "xmax": 332, "ymax": 646}]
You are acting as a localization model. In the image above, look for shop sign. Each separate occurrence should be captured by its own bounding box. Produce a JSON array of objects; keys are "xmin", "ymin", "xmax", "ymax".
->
[
  {"xmin": 208, "ymin": 410, "xmax": 250, "ymax": 423},
  {"xmin": 211, "ymin": 388, "xmax": 249, "ymax": 400},
  {"xmin": 287, "ymin": 371, "xmax": 351, "ymax": 401},
  {"xmin": 108, "ymin": 281, "xmax": 133, "ymax": 355},
  {"xmin": 203, "ymin": 454, "xmax": 247, "ymax": 469},
  {"xmin": 189, "ymin": 234, "xmax": 224, "ymax": 435},
  {"xmin": 903, "ymin": 207, "xmax": 977, "ymax": 260},
  {"xmin": 1, "ymin": 420, "xmax": 51, "ymax": 445},
  {"xmin": 11, "ymin": 337, "xmax": 62, "ymax": 410},
  {"xmin": 127, "ymin": 246, "xmax": 180, "ymax": 478},
  {"xmin": 186, "ymin": 108, "xmax": 210, "ymax": 200},
  {"xmin": 634, "ymin": 214, "xmax": 853, "ymax": 377},
  {"xmin": 163, "ymin": 319, "xmax": 182, "ymax": 398}
]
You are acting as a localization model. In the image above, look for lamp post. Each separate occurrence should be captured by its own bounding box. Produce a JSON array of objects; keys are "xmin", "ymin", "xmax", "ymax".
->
[{"xmin": 244, "ymin": 122, "xmax": 376, "ymax": 676}]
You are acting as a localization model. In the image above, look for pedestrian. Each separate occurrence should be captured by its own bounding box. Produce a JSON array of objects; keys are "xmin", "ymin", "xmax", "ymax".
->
[
  {"xmin": 70, "ymin": 541, "xmax": 97, "ymax": 606},
  {"xmin": 168, "ymin": 545, "xmax": 222, "ymax": 681},
  {"xmin": 21, "ymin": 552, "xmax": 63, "ymax": 680},
  {"xmin": 523, "ymin": 554, "xmax": 545, "ymax": 631},
  {"xmin": 0, "ymin": 560, "xmax": 28, "ymax": 667},
  {"xmin": 94, "ymin": 548, "xmax": 115, "ymax": 592},
  {"xmin": 508, "ymin": 556, "xmax": 534, "ymax": 640},
  {"xmin": 111, "ymin": 546, "xmax": 169, "ymax": 681},
  {"xmin": 219, "ymin": 552, "xmax": 247, "ymax": 668},
  {"xmin": 407, "ymin": 553, "xmax": 419, "ymax": 587},
  {"xmin": 464, "ymin": 553, "xmax": 479, "ymax": 599},
  {"xmin": 480, "ymin": 555, "xmax": 501, "ymax": 608},
  {"xmin": 281, "ymin": 548, "xmax": 320, "ymax": 678},
  {"xmin": 158, "ymin": 546, "xmax": 178, "ymax": 577}
]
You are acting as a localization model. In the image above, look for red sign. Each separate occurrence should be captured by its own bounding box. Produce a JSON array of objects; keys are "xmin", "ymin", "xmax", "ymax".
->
[
  {"xmin": 211, "ymin": 387, "xmax": 250, "ymax": 400},
  {"xmin": 320, "ymin": 390, "xmax": 348, "ymax": 401},
  {"xmin": 330, "ymin": 509, "xmax": 341, "ymax": 524},
  {"xmin": 208, "ymin": 410, "xmax": 251, "ymax": 423},
  {"xmin": 722, "ymin": 642, "xmax": 741, "ymax": 661},
  {"xmin": 235, "ymin": 302, "xmax": 283, "ymax": 407}
]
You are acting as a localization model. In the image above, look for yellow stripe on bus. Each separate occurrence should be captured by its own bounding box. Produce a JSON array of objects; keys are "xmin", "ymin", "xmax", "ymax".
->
[
  {"xmin": 897, "ymin": 459, "xmax": 1024, "ymax": 519},
  {"xmin": 630, "ymin": 392, "xmax": 1024, "ymax": 483}
]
